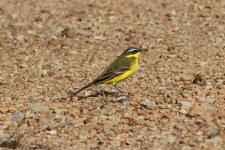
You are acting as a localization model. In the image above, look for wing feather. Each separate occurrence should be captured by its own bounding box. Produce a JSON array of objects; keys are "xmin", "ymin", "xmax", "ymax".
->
[{"xmin": 92, "ymin": 56, "xmax": 133, "ymax": 84}]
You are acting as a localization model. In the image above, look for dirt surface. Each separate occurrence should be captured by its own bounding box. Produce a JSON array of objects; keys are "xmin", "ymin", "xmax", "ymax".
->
[{"xmin": 0, "ymin": 0, "xmax": 225, "ymax": 149}]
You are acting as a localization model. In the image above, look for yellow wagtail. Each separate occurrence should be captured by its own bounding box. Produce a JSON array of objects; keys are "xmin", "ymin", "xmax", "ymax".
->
[{"xmin": 72, "ymin": 47, "xmax": 147, "ymax": 96}]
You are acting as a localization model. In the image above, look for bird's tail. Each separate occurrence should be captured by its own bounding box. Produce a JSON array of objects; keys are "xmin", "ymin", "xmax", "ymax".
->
[{"xmin": 70, "ymin": 83, "xmax": 93, "ymax": 96}]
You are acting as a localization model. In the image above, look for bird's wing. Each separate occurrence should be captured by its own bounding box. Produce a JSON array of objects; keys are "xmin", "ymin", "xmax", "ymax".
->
[{"xmin": 92, "ymin": 56, "xmax": 134, "ymax": 84}]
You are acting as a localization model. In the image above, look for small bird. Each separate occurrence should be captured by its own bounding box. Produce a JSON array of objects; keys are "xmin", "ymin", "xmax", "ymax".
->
[{"xmin": 71, "ymin": 47, "xmax": 147, "ymax": 96}]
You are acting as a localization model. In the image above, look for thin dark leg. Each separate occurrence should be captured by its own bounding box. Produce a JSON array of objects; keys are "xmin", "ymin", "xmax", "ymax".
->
[
  {"xmin": 101, "ymin": 89, "xmax": 106, "ymax": 99},
  {"xmin": 99, "ymin": 89, "xmax": 107, "ymax": 107},
  {"xmin": 113, "ymin": 84, "xmax": 123, "ymax": 95},
  {"xmin": 112, "ymin": 84, "xmax": 128, "ymax": 102}
]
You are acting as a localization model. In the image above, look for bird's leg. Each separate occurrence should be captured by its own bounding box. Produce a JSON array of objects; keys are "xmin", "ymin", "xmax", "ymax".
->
[
  {"xmin": 113, "ymin": 84, "xmax": 123, "ymax": 95},
  {"xmin": 99, "ymin": 89, "xmax": 107, "ymax": 107},
  {"xmin": 101, "ymin": 89, "xmax": 106, "ymax": 99},
  {"xmin": 112, "ymin": 84, "xmax": 128, "ymax": 102}
]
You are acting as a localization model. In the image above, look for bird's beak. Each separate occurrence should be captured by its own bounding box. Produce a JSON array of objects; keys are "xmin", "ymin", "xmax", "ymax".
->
[{"xmin": 140, "ymin": 48, "xmax": 148, "ymax": 52}]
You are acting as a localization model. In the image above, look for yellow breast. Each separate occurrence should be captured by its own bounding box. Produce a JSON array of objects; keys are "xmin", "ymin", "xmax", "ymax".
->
[{"xmin": 105, "ymin": 53, "xmax": 139, "ymax": 84}]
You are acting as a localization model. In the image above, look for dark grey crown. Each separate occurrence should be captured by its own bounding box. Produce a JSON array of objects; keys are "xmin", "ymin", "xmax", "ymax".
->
[{"xmin": 122, "ymin": 47, "xmax": 142, "ymax": 55}]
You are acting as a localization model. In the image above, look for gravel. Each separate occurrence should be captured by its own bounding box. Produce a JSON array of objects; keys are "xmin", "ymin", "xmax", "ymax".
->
[{"xmin": 0, "ymin": 0, "xmax": 224, "ymax": 149}]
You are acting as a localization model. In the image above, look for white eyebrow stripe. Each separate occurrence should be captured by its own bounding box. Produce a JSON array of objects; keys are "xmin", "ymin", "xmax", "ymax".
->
[{"xmin": 129, "ymin": 48, "xmax": 138, "ymax": 52}]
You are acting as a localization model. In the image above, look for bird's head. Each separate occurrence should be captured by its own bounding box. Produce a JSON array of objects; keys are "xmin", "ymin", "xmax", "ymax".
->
[{"xmin": 121, "ymin": 47, "xmax": 147, "ymax": 57}]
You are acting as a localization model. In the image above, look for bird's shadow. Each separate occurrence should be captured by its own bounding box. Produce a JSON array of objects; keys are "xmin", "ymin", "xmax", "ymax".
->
[
  {"xmin": 86, "ymin": 90, "xmax": 118, "ymax": 98},
  {"xmin": 66, "ymin": 90, "xmax": 119, "ymax": 100}
]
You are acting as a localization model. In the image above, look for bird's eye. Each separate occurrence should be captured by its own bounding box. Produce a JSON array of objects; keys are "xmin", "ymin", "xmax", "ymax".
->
[{"xmin": 130, "ymin": 50, "xmax": 138, "ymax": 54}]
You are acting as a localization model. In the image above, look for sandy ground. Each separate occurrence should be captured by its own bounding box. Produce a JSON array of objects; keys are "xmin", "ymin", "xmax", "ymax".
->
[{"xmin": 0, "ymin": 0, "xmax": 225, "ymax": 149}]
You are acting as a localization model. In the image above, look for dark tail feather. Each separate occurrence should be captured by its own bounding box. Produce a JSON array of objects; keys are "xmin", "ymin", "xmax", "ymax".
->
[{"xmin": 70, "ymin": 83, "xmax": 93, "ymax": 96}]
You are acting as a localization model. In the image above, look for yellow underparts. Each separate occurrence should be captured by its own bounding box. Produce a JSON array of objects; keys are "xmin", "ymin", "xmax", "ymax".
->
[{"xmin": 104, "ymin": 53, "xmax": 139, "ymax": 84}]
